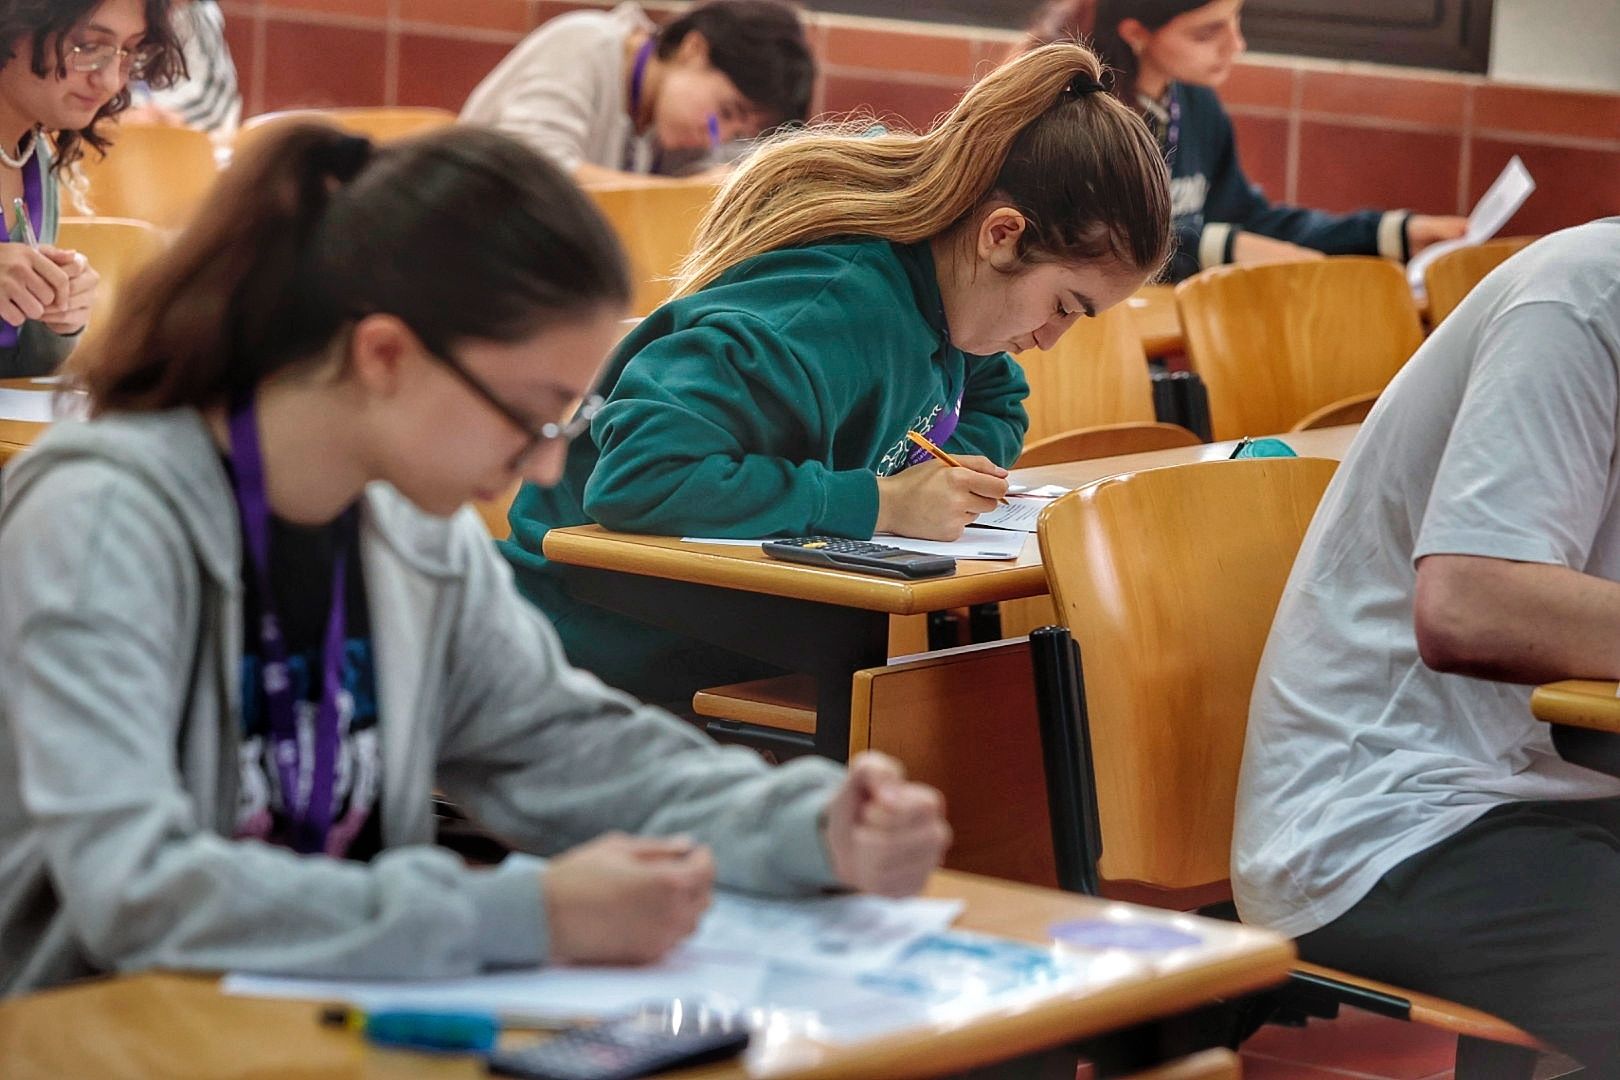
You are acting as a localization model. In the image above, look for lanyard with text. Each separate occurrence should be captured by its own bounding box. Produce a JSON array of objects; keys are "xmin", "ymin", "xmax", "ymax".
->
[{"xmin": 227, "ymin": 396, "xmax": 355, "ymax": 855}]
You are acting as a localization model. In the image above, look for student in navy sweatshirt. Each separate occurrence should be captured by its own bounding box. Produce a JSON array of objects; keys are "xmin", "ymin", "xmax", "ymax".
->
[{"xmin": 1017, "ymin": 0, "xmax": 1468, "ymax": 282}]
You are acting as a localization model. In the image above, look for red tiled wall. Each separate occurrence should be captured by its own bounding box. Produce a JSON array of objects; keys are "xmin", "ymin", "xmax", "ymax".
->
[{"xmin": 219, "ymin": 1, "xmax": 1620, "ymax": 235}]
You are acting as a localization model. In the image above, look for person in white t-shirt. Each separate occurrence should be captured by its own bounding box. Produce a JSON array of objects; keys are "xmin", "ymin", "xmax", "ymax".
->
[
  {"xmin": 460, "ymin": 0, "xmax": 813, "ymax": 186},
  {"xmin": 125, "ymin": 1, "xmax": 241, "ymax": 138},
  {"xmin": 1233, "ymin": 217, "xmax": 1620, "ymax": 1073}
]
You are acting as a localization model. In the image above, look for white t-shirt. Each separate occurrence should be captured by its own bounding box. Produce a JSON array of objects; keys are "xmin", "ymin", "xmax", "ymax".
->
[
  {"xmin": 460, "ymin": 2, "xmax": 656, "ymax": 174},
  {"xmin": 1233, "ymin": 218, "xmax": 1620, "ymax": 938}
]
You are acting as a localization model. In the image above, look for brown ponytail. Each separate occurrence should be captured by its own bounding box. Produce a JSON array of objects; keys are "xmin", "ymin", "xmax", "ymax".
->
[
  {"xmin": 671, "ymin": 41, "xmax": 1171, "ymax": 297},
  {"xmin": 78, "ymin": 122, "xmax": 630, "ymax": 414}
]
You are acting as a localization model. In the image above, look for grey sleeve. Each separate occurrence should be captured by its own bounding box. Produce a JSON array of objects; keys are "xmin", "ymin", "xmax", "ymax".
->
[
  {"xmin": 0, "ymin": 322, "xmax": 79, "ymax": 378},
  {"xmin": 1414, "ymin": 301, "xmax": 1619, "ymax": 568},
  {"xmin": 0, "ymin": 465, "xmax": 548, "ymax": 980},
  {"xmin": 434, "ymin": 514, "xmax": 846, "ymax": 896}
]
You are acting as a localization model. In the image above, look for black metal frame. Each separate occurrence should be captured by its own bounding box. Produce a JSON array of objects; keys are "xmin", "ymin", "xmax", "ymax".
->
[{"xmin": 1026, "ymin": 623, "xmax": 1547, "ymax": 1079}]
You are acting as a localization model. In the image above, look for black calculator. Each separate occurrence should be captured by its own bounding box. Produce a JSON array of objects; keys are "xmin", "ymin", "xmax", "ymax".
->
[
  {"xmin": 485, "ymin": 1018, "xmax": 750, "ymax": 1080},
  {"xmin": 762, "ymin": 536, "xmax": 956, "ymax": 578}
]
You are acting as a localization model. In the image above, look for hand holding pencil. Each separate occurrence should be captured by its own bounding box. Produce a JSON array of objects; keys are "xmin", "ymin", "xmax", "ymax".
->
[{"xmin": 873, "ymin": 430, "xmax": 1009, "ymax": 541}]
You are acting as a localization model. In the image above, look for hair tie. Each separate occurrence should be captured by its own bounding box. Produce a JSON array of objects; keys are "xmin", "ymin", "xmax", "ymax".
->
[
  {"xmin": 1064, "ymin": 71, "xmax": 1112, "ymax": 99},
  {"xmin": 320, "ymin": 134, "xmax": 374, "ymax": 183}
]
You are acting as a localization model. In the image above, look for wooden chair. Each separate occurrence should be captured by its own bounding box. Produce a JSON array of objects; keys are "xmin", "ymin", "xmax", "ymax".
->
[
  {"xmin": 587, "ymin": 181, "xmax": 719, "ymax": 316},
  {"xmin": 1424, "ymin": 237, "xmax": 1538, "ymax": 326},
  {"xmin": 1030, "ymin": 457, "xmax": 1546, "ymax": 1078},
  {"xmin": 697, "ymin": 640, "xmax": 1054, "ymax": 883},
  {"xmin": 1176, "ymin": 258, "xmax": 1423, "ymax": 441},
  {"xmin": 233, "ymin": 107, "xmax": 456, "ymax": 156},
  {"xmin": 69, "ymin": 124, "xmax": 219, "ymax": 230},
  {"xmin": 55, "ymin": 217, "xmax": 165, "ymax": 338},
  {"xmin": 1018, "ymin": 421, "xmax": 1202, "ymax": 468},
  {"xmin": 1289, "ymin": 389, "xmax": 1379, "ymax": 432}
]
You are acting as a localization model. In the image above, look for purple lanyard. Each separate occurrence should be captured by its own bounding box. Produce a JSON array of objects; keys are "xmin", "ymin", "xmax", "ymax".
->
[
  {"xmin": 0, "ymin": 155, "xmax": 42, "ymax": 349},
  {"xmin": 226, "ymin": 397, "xmax": 352, "ymax": 856},
  {"xmin": 628, "ymin": 37, "xmax": 656, "ymax": 119}
]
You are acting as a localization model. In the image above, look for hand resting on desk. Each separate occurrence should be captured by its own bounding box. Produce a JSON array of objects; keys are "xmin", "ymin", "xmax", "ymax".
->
[{"xmin": 876, "ymin": 457, "xmax": 1009, "ymax": 541}]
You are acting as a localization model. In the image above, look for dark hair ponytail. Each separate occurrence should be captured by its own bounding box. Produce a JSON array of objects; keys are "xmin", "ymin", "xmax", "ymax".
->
[{"xmin": 80, "ymin": 123, "xmax": 630, "ymax": 414}]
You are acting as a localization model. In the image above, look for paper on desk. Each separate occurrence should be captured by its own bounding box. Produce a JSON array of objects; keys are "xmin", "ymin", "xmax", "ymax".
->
[
  {"xmin": 223, "ymin": 892, "xmax": 962, "ymax": 1022},
  {"xmin": 1408, "ymin": 156, "xmax": 1535, "ymax": 298},
  {"xmin": 0, "ymin": 387, "xmax": 84, "ymax": 423},
  {"xmin": 689, "ymin": 893, "xmax": 962, "ymax": 975},
  {"xmin": 681, "ymin": 526, "xmax": 1027, "ymax": 560}
]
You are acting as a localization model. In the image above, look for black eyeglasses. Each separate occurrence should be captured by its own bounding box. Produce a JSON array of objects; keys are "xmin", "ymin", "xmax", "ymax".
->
[{"xmin": 427, "ymin": 347, "xmax": 602, "ymax": 471}]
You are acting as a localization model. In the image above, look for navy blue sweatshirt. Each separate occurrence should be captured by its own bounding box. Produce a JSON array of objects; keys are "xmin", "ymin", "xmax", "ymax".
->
[{"xmin": 1151, "ymin": 83, "xmax": 1410, "ymax": 283}]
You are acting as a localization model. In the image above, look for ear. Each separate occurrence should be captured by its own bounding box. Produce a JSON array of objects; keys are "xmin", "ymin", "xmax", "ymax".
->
[
  {"xmin": 1117, "ymin": 17, "xmax": 1152, "ymax": 55},
  {"xmin": 673, "ymin": 30, "xmax": 711, "ymax": 68},
  {"xmin": 977, "ymin": 205, "xmax": 1028, "ymax": 271},
  {"xmin": 347, "ymin": 314, "xmax": 417, "ymax": 398}
]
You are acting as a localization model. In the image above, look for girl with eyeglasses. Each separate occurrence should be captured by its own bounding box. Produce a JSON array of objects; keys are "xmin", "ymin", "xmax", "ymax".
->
[
  {"xmin": 0, "ymin": 0, "xmax": 183, "ymax": 377},
  {"xmin": 501, "ymin": 41, "xmax": 1173, "ymax": 705},
  {"xmin": 1014, "ymin": 0, "xmax": 1468, "ymax": 282},
  {"xmin": 0, "ymin": 122, "xmax": 950, "ymax": 995}
]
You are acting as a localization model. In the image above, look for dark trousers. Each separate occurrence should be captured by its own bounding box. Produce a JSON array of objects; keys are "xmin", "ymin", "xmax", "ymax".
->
[{"xmin": 1297, "ymin": 796, "xmax": 1620, "ymax": 1075}]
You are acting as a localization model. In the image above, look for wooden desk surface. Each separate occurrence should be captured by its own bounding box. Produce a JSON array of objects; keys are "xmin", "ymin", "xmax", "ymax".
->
[
  {"xmin": 544, "ymin": 425, "xmax": 1361, "ymax": 616},
  {"xmin": 1126, "ymin": 285, "xmax": 1183, "ymax": 358},
  {"xmin": 1531, "ymin": 679, "xmax": 1620, "ymax": 733},
  {"xmin": 0, "ymin": 872, "xmax": 1293, "ymax": 1080}
]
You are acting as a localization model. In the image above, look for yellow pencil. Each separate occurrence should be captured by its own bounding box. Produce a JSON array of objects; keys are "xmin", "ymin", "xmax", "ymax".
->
[{"xmin": 906, "ymin": 430, "xmax": 1008, "ymax": 505}]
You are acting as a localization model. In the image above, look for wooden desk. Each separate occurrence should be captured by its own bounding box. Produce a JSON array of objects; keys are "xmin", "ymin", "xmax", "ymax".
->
[
  {"xmin": 1531, "ymin": 680, "xmax": 1620, "ymax": 733},
  {"xmin": 0, "ymin": 871, "xmax": 1293, "ymax": 1080},
  {"xmin": 1126, "ymin": 285, "xmax": 1183, "ymax": 359},
  {"xmin": 544, "ymin": 424, "xmax": 1361, "ymax": 758},
  {"xmin": 0, "ymin": 377, "xmax": 55, "ymax": 466}
]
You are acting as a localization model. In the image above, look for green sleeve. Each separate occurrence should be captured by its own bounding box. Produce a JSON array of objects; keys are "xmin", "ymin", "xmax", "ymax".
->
[
  {"xmin": 582, "ymin": 312, "xmax": 880, "ymax": 539},
  {"xmin": 946, "ymin": 352, "xmax": 1030, "ymax": 466}
]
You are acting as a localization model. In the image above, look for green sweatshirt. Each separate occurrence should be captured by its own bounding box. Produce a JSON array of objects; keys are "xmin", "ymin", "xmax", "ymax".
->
[{"xmin": 501, "ymin": 236, "xmax": 1029, "ymax": 698}]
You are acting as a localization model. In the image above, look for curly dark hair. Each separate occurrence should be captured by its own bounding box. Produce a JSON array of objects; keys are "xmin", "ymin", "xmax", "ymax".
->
[{"xmin": 0, "ymin": 0, "xmax": 186, "ymax": 174}]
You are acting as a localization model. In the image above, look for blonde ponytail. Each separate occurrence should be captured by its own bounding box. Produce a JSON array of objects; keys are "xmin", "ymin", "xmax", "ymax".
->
[{"xmin": 672, "ymin": 41, "xmax": 1171, "ymax": 297}]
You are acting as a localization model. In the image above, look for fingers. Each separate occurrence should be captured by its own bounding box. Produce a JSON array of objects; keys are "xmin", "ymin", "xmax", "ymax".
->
[
  {"xmin": 952, "ymin": 455, "xmax": 1010, "ymax": 479},
  {"xmin": 846, "ymin": 750, "xmax": 906, "ymax": 798}
]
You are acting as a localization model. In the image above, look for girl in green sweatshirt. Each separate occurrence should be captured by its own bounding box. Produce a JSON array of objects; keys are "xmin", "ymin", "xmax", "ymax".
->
[{"xmin": 504, "ymin": 41, "xmax": 1175, "ymax": 704}]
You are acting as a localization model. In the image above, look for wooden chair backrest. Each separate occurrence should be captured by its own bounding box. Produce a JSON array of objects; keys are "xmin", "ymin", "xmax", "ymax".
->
[
  {"xmin": 71, "ymin": 124, "xmax": 219, "ymax": 229},
  {"xmin": 1015, "ymin": 303, "xmax": 1155, "ymax": 445},
  {"xmin": 1289, "ymin": 389, "xmax": 1379, "ymax": 432},
  {"xmin": 1036, "ymin": 457, "xmax": 1338, "ymax": 888},
  {"xmin": 233, "ymin": 107, "xmax": 457, "ymax": 155},
  {"xmin": 1176, "ymin": 258, "xmax": 1423, "ymax": 441},
  {"xmin": 56, "ymin": 216, "xmax": 166, "ymax": 334},
  {"xmin": 850, "ymin": 638, "xmax": 1055, "ymax": 887},
  {"xmin": 1423, "ymin": 236, "xmax": 1538, "ymax": 325},
  {"xmin": 587, "ymin": 181, "xmax": 719, "ymax": 316},
  {"xmin": 1015, "ymin": 421, "xmax": 1201, "ymax": 469}
]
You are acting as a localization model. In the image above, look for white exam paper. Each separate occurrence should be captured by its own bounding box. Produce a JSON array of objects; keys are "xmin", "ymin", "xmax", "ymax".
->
[
  {"xmin": 1407, "ymin": 156, "xmax": 1535, "ymax": 297},
  {"xmin": 223, "ymin": 892, "xmax": 963, "ymax": 1023},
  {"xmin": 0, "ymin": 387, "xmax": 81, "ymax": 423}
]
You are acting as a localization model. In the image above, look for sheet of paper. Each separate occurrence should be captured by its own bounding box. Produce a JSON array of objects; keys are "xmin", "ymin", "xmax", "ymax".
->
[
  {"xmin": 1007, "ymin": 483, "xmax": 1072, "ymax": 499},
  {"xmin": 224, "ymin": 892, "xmax": 963, "ymax": 1021},
  {"xmin": 690, "ymin": 893, "xmax": 962, "ymax": 975},
  {"xmin": 681, "ymin": 527, "xmax": 1028, "ymax": 561},
  {"xmin": 972, "ymin": 498, "xmax": 1056, "ymax": 533},
  {"xmin": 224, "ymin": 948, "xmax": 769, "ymax": 1023},
  {"xmin": 0, "ymin": 387, "xmax": 80, "ymax": 423},
  {"xmin": 871, "ymin": 527, "xmax": 1027, "ymax": 560},
  {"xmin": 1408, "ymin": 156, "xmax": 1535, "ymax": 295}
]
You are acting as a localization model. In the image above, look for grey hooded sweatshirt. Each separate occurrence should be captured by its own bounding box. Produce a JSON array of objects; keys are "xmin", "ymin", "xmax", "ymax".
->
[{"xmin": 0, "ymin": 408, "xmax": 844, "ymax": 996}]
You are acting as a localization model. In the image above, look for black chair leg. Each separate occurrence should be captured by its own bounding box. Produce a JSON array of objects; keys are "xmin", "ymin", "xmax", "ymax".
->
[{"xmin": 1454, "ymin": 1036, "xmax": 1543, "ymax": 1080}]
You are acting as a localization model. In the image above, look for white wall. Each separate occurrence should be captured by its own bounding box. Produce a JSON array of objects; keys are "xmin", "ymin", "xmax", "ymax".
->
[{"xmin": 1490, "ymin": 0, "xmax": 1620, "ymax": 92}]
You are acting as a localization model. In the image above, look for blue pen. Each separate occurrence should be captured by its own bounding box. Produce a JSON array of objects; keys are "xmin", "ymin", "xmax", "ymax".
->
[{"xmin": 321, "ymin": 1005, "xmax": 501, "ymax": 1053}]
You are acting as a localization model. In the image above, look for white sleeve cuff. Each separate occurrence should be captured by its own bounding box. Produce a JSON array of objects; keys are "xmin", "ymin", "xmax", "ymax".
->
[
  {"xmin": 1199, "ymin": 222, "xmax": 1236, "ymax": 269},
  {"xmin": 1379, "ymin": 211, "xmax": 1410, "ymax": 261}
]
